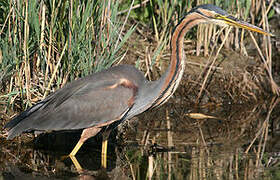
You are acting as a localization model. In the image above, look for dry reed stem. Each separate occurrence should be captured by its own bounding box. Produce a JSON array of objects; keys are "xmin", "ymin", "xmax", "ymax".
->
[
  {"xmin": 105, "ymin": 0, "xmax": 111, "ymax": 51},
  {"xmin": 23, "ymin": 1, "xmax": 30, "ymax": 104},
  {"xmin": 166, "ymin": 109, "xmax": 173, "ymax": 148},
  {"xmin": 168, "ymin": 151, "xmax": 172, "ymax": 180},
  {"xmin": 45, "ymin": 0, "xmax": 55, "ymax": 83},
  {"xmin": 235, "ymin": 5, "xmax": 240, "ymax": 51},
  {"xmin": 116, "ymin": 49, "xmax": 128, "ymax": 65},
  {"xmin": 147, "ymin": 155, "xmax": 154, "ymax": 180},
  {"xmin": 235, "ymin": 149, "xmax": 239, "ymax": 179},
  {"xmin": 204, "ymin": 25, "xmax": 209, "ymax": 56},
  {"xmin": 68, "ymin": 0, "xmax": 73, "ymax": 60},
  {"xmin": 144, "ymin": 47, "xmax": 152, "ymax": 80},
  {"xmin": 196, "ymin": 120, "xmax": 209, "ymax": 155},
  {"xmin": 186, "ymin": 61, "xmax": 222, "ymax": 70},
  {"xmin": 43, "ymin": 42, "xmax": 68, "ymax": 98},
  {"xmin": 190, "ymin": 147, "xmax": 198, "ymax": 180},
  {"xmin": 256, "ymin": 118, "xmax": 266, "ymax": 167},
  {"xmin": 117, "ymin": 0, "xmax": 150, "ymax": 15},
  {"xmin": 0, "ymin": 6, "xmax": 13, "ymax": 35},
  {"xmin": 38, "ymin": 4, "xmax": 46, "ymax": 68},
  {"xmin": 114, "ymin": 0, "xmax": 134, "ymax": 52},
  {"xmin": 196, "ymin": 25, "xmax": 203, "ymax": 56},
  {"xmin": 195, "ymin": 26, "xmax": 232, "ymax": 104},
  {"xmin": 258, "ymin": 0, "xmax": 275, "ymax": 27},
  {"xmin": 249, "ymin": 32, "xmax": 279, "ymax": 95},
  {"xmin": 125, "ymin": 154, "xmax": 136, "ymax": 180},
  {"xmin": 257, "ymin": 98, "xmax": 279, "ymax": 167}
]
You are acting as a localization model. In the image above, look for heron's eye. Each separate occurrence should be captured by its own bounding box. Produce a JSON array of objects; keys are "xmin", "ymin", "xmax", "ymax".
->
[{"xmin": 214, "ymin": 14, "xmax": 223, "ymax": 19}]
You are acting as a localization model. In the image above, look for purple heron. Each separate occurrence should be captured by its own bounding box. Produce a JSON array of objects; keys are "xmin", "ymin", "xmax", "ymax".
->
[{"xmin": 4, "ymin": 4, "xmax": 272, "ymax": 169}]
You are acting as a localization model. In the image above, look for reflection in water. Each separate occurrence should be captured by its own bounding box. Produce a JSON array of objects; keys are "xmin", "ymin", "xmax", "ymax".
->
[{"xmin": 1, "ymin": 97, "xmax": 280, "ymax": 179}]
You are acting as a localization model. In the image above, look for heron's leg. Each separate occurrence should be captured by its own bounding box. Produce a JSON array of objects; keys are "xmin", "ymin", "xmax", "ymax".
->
[
  {"xmin": 101, "ymin": 129, "xmax": 112, "ymax": 169},
  {"xmin": 69, "ymin": 141, "xmax": 83, "ymax": 156},
  {"xmin": 101, "ymin": 139, "xmax": 108, "ymax": 168},
  {"xmin": 69, "ymin": 126, "xmax": 101, "ymax": 156}
]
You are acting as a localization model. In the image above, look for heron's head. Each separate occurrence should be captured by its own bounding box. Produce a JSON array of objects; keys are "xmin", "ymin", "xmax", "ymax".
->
[{"xmin": 191, "ymin": 4, "xmax": 273, "ymax": 36}]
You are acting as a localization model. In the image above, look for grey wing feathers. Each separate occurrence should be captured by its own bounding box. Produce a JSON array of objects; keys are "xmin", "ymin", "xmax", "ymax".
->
[
  {"xmin": 4, "ymin": 81, "xmax": 85, "ymax": 130},
  {"xmin": 5, "ymin": 78, "xmax": 135, "ymax": 139},
  {"xmin": 4, "ymin": 101, "xmax": 46, "ymax": 129}
]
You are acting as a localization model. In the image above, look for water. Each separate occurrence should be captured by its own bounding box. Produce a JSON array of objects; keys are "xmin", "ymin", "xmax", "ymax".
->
[{"xmin": 1, "ymin": 97, "xmax": 280, "ymax": 179}]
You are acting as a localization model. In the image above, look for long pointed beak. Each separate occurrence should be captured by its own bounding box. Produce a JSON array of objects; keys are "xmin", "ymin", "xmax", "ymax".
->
[{"xmin": 222, "ymin": 15, "xmax": 274, "ymax": 36}]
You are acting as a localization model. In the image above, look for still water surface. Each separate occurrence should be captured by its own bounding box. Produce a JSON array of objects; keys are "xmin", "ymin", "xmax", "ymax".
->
[{"xmin": 1, "ymin": 97, "xmax": 280, "ymax": 179}]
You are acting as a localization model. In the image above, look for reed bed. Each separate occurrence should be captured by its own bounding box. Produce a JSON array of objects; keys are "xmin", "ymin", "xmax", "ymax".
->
[
  {"xmin": 0, "ymin": 0, "xmax": 277, "ymax": 115},
  {"xmin": 0, "ymin": 0, "xmax": 134, "ymax": 114}
]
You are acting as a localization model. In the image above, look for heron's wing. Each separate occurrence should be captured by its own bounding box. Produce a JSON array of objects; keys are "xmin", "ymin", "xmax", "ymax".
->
[
  {"xmin": 6, "ymin": 78, "xmax": 137, "ymax": 139},
  {"xmin": 4, "ymin": 80, "xmax": 87, "ymax": 130}
]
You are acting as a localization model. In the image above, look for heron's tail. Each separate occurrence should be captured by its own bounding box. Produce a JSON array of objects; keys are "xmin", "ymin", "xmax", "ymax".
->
[{"xmin": 4, "ymin": 101, "xmax": 45, "ymax": 139}]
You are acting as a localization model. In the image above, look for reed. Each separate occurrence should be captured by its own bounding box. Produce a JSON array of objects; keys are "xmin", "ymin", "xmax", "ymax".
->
[{"xmin": 0, "ymin": 0, "xmax": 135, "ymax": 112}]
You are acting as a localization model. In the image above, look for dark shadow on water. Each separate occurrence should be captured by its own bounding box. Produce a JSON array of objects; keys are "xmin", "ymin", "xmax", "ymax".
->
[
  {"xmin": 0, "ymin": 128, "xmax": 121, "ymax": 179},
  {"xmin": 34, "ymin": 129, "xmax": 119, "ymax": 170}
]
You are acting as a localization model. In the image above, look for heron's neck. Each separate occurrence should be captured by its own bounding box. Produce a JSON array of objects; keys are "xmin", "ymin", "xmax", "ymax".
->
[{"xmin": 151, "ymin": 12, "xmax": 206, "ymax": 107}]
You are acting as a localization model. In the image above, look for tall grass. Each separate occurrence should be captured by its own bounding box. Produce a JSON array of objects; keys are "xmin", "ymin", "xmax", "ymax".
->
[{"xmin": 0, "ymin": 0, "xmax": 135, "ymax": 112}]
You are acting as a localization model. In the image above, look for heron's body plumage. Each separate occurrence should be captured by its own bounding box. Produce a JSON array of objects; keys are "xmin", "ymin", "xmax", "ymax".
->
[{"xmin": 5, "ymin": 65, "xmax": 150, "ymax": 138}]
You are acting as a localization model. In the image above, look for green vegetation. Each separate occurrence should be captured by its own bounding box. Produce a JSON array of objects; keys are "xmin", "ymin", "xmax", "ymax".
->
[
  {"xmin": 0, "ymin": 0, "xmax": 135, "ymax": 110},
  {"xmin": 0, "ymin": 0, "xmax": 276, "ymax": 113}
]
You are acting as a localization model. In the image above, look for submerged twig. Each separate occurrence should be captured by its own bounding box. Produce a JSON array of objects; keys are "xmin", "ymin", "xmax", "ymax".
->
[{"xmin": 245, "ymin": 97, "xmax": 280, "ymax": 154}]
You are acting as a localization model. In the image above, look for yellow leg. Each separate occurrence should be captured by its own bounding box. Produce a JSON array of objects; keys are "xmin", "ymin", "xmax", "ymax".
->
[
  {"xmin": 101, "ymin": 139, "xmax": 108, "ymax": 168},
  {"xmin": 69, "ymin": 155, "xmax": 83, "ymax": 172},
  {"xmin": 70, "ymin": 140, "xmax": 84, "ymax": 156}
]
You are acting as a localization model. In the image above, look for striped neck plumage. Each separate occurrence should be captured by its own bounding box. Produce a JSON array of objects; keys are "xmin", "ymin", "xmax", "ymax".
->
[{"xmin": 151, "ymin": 11, "xmax": 207, "ymax": 108}]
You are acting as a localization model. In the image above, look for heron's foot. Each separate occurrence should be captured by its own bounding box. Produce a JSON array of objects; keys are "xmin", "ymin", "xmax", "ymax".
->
[
  {"xmin": 60, "ymin": 139, "xmax": 84, "ymax": 161},
  {"xmin": 60, "ymin": 154, "xmax": 83, "ymax": 172},
  {"xmin": 69, "ymin": 155, "xmax": 83, "ymax": 172}
]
